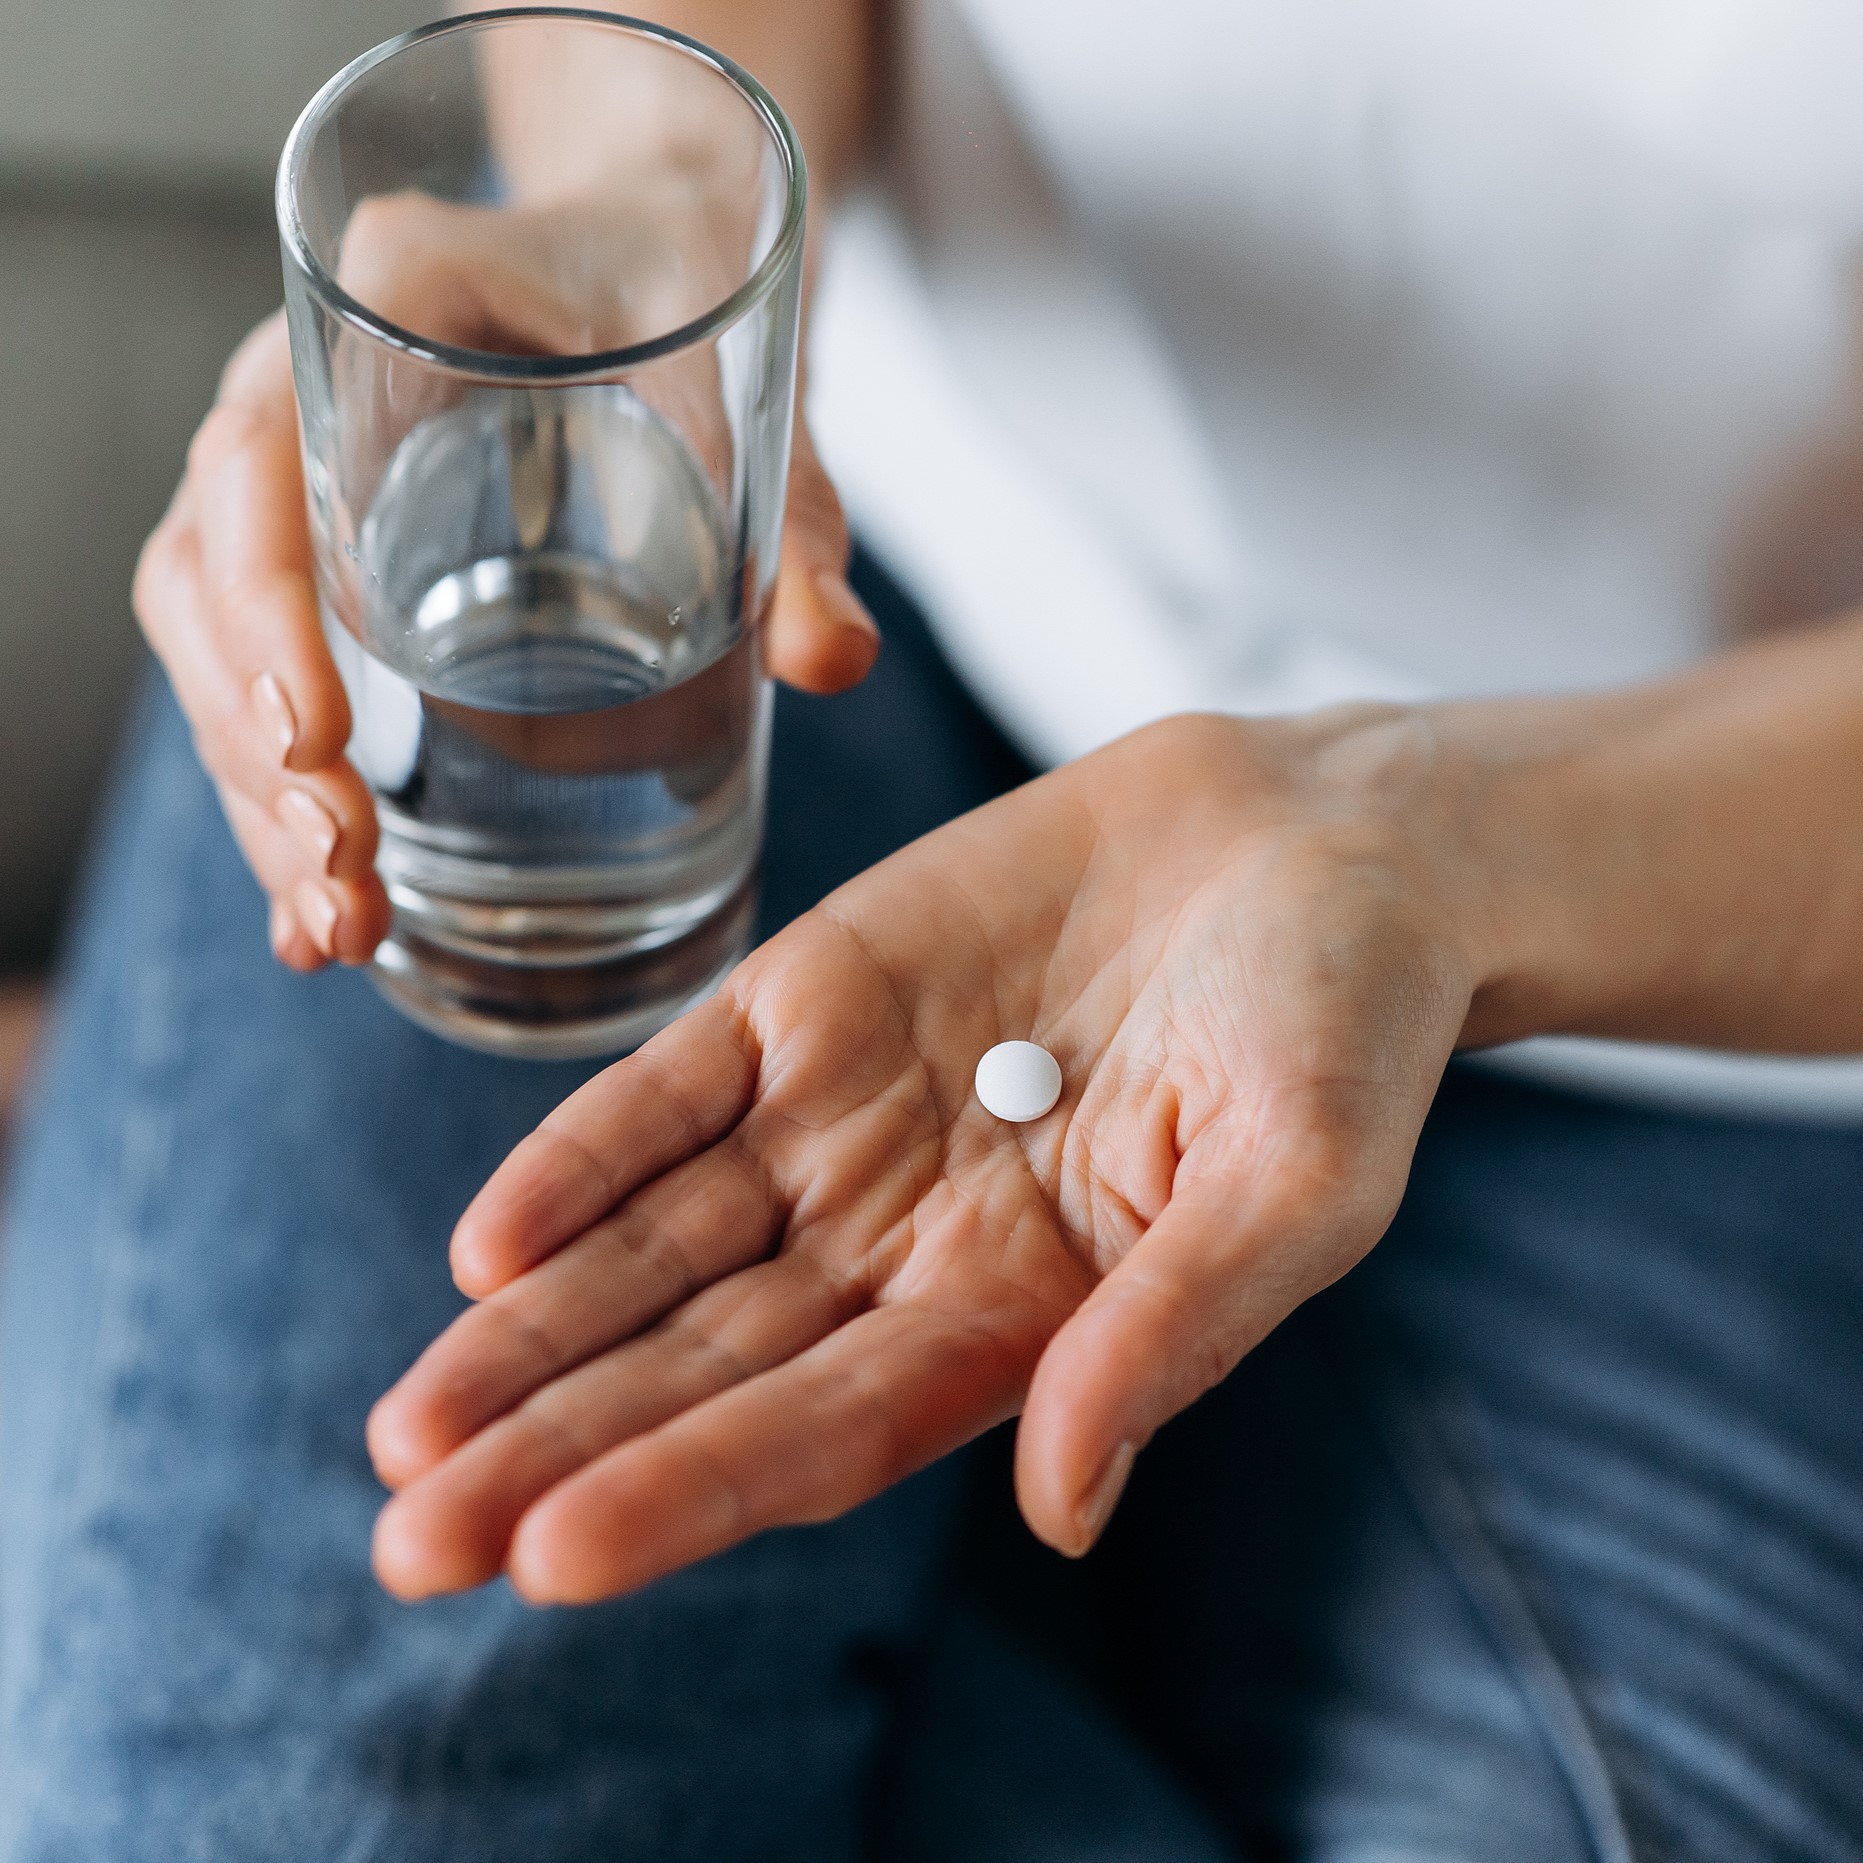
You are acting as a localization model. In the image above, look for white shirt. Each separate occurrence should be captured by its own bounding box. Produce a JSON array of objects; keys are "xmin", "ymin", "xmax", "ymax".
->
[{"xmin": 809, "ymin": 0, "xmax": 1863, "ymax": 1120}]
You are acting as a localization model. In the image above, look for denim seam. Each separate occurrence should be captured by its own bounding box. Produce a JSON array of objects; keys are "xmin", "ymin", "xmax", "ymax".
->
[{"xmin": 1327, "ymin": 1326, "xmax": 1639, "ymax": 1863}]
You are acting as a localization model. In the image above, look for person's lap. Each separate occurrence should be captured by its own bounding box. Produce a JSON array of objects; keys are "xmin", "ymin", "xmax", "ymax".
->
[
  {"xmin": 0, "ymin": 558, "xmax": 1037, "ymax": 1861},
  {"xmin": 4, "ymin": 558, "xmax": 1862, "ymax": 1861},
  {"xmin": 1040, "ymin": 1072, "xmax": 1863, "ymax": 1861}
]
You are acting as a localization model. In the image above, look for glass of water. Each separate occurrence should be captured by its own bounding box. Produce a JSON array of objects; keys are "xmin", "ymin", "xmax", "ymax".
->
[{"xmin": 276, "ymin": 10, "xmax": 805, "ymax": 1058}]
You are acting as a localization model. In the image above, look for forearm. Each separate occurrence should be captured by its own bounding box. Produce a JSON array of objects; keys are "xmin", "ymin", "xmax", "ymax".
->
[
  {"xmin": 637, "ymin": 0, "xmax": 879, "ymax": 196},
  {"xmin": 1436, "ymin": 615, "xmax": 1863, "ymax": 1053}
]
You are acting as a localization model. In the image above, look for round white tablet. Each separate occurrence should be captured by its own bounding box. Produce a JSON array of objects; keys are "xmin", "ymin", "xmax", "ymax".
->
[{"xmin": 974, "ymin": 1041, "xmax": 1063, "ymax": 1123}]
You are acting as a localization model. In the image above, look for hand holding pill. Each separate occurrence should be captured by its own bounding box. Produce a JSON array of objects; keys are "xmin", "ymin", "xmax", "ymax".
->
[{"xmin": 369, "ymin": 712, "xmax": 1472, "ymax": 1606}]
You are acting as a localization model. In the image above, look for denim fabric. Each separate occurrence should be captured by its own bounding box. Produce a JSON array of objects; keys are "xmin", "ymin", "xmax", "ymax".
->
[
  {"xmin": 943, "ymin": 1050, "xmax": 1863, "ymax": 1862},
  {"xmin": 3, "ymin": 557, "xmax": 1861, "ymax": 1860}
]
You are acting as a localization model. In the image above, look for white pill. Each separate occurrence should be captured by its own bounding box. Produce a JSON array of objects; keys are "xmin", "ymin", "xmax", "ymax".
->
[{"xmin": 975, "ymin": 1040, "xmax": 1063, "ymax": 1123}]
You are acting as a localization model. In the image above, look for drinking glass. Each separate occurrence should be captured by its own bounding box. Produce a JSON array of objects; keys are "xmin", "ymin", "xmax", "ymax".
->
[{"xmin": 275, "ymin": 8, "xmax": 805, "ymax": 1058}]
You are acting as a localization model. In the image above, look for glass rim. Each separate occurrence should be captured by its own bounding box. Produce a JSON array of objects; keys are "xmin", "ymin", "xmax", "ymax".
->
[{"xmin": 276, "ymin": 6, "xmax": 808, "ymax": 382}]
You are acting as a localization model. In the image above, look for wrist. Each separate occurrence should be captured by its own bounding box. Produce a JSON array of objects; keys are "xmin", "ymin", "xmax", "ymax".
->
[
  {"xmin": 1204, "ymin": 608, "xmax": 1863, "ymax": 1062},
  {"xmin": 1397, "ymin": 684, "xmax": 1721, "ymax": 1051},
  {"xmin": 1278, "ymin": 693, "xmax": 1643, "ymax": 1052}
]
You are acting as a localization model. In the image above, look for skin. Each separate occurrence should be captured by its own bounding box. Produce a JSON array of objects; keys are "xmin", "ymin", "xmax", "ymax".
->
[
  {"xmin": 134, "ymin": 0, "xmax": 880, "ymax": 971},
  {"xmin": 359, "ymin": 612, "xmax": 1863, "ymax": 1600},
  {"xmin": 364, "ymin": 709, "xmax": 1473, "ymax": 1598},
  {"xmin": 136, "ymin": 0, "xmax": 1863, "ymax": 1603}
]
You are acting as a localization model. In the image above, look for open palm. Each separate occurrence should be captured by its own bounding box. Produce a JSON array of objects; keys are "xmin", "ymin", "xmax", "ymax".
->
[{"xmin": 368, "ymin": 712, "xmax": 1474, "ymax": 1603}]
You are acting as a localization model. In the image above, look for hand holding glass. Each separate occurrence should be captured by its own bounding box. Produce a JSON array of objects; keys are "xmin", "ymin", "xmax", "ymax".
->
[{"xmin": 277, "ymin": 10, "xmax": 806, "ymax": 1057}]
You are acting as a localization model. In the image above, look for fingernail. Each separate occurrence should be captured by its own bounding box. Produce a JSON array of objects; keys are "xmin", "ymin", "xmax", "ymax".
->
[
  {"xmin": 812, "ymin": 570, "xmax": 879, "ymax": 641},
  {"xmin": 252, "ymin": 672, "xmax": 298, "ymax": 761},
  {"xmin": 1073, "ymin": 1440, "xmax": 1136, "ymax": 1555},
  {"xmin": 294, "ymin": 880, "xmax": 340, "ymax": 958},
  {"xmin": 277, "ymin": 788, "xmax": 340, "ymax": 873},
  {"xmin": 268, "ymin": 896, "xmax": 298, "ymax": 960}
]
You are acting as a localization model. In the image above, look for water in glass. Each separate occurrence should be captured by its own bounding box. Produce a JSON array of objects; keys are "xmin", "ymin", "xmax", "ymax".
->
[{"xmin": 325, "ymin": 385, "xmax": 768, "ymax": 1058}]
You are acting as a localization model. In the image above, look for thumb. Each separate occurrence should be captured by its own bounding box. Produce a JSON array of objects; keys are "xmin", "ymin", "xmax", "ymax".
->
[
  {"xmin": 1013, "ymin": 1127, "xmax": 1398, "ymax": 1557},
  {"xmin": 766, "ymin": 413, "xmax": 880, "ymax": 695}
]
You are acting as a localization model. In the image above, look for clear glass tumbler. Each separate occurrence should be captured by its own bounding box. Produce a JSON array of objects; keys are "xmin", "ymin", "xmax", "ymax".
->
[{"xmin": 275, "ymin": 9, "xmax": 805, "ymax": 1059}]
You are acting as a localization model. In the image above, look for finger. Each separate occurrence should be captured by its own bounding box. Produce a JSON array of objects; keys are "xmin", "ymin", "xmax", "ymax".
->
[
  {"xmin": 449, "ymin": 991, "xmax": 760, "ymax": 1297},
  {"xmin": 137, "ymin": 493, "xmax": 361, "ymax": 844},
  {"xmin": 138, "ymin": 437, "xmax": 382, "ymax": 949},
  {"xmin": 1014, "ymin": 1120, "xmax": 1400, "ymax": 1558},
  {"xmin": 373, "ymin": 1239, "xmax": 861, "ymax": 1599},
  {"xmin": 502, "ymin": 1294, "xmax": 1040, "ymax": 1605},
  {"xmin": 186, "ymin": 321, "xmax": 352, "ymax": 774},
  {"xmin": 222, "ymin": 789, "xmax": 391, "ymax": 966},
  {"xmin": 137, "ymin": 424, "xmax": 377, "ymax": 876},
  {"xmin": 222, "ymin": 787, "xmax": 332, "ymax": 967},
  {"xmin": 215, "ymin": 707, "xmax": 380, "ymax": 887},
  {"xmin": 218, "ymin": 308, "xmax": 300, "ymax": 416},
  {"xmin": 267, "ymin": 896, "xmax": 324, "ymax": 974},
  {"xmin": 189, "ymin": 659, "xmax": 381, "ymax": 885},
  {"xmin": 336, "ymin": 195, "xmax": 598, "ymax": 355},
  {"xmin": 369, "ymin": 1137, "xmax": 785, "ymax": 1487},
  {"xmin": 764, "ymin": 417, "xmax": 878, "ymax": 696}
]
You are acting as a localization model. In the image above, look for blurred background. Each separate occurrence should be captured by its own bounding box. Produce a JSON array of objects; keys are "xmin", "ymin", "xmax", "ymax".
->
[{"xmin": 0, "ymin": 0, "xmax": 428, "ymax": 1130}]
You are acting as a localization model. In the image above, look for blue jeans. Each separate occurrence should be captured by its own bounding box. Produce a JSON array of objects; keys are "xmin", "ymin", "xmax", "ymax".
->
[{"xmin": 4, "ymin": 558, "xmax": 1862, "ymax": 1860}]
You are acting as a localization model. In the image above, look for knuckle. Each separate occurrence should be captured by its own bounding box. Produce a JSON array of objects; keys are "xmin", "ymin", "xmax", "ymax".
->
[
  {"xmin": 187, "ymin": 399, "xmax": 267, "ymax": 480},
  {"xmin": 1257, "ymin": 1095, "xmax": 1400, "ymax": 1250},
  {"xmin": 483, "ymin": 1294, "xmax": 576, "ymax": 1388},
  {"xmin": 329, "ymin": 757, "xmax": 374, "ymax": 811},
  {"xmin": 329, "ymin": 808, "xmax": 381, "ymax": 882},
  {"xmin": 1118, "ymin": 1262, "xmax": 1236, "ymax": 1406},
  {"xmin": 1177, "ymin": 1326, "xmax": 1238, "ymax": 1405},
  {"xmin": 1160, "ymin": 712, "xmax": 1246, "ymax": 764},
  {"xmin": 226, "ymin": 566, "xmax": 313, "ymax": 638},
  {"xmin": 343, "ymin": 191, "xmax": 418, "ymax": 251},
  {"xmin": 218, "ymin": 594, "xmax": 324, "ymax": 699},
  {"xmin": 337, "ymin": 191, "xmax": 433, "ymax": 303},
  {"xmin": 217, "ymin": 310, "xmax": 289, "ymax": 402},
  {"xmin": 190, "ymin": 716, "xmax": 249, "ymax": 793},
  {"xmin": 131, "ymin": 519, "xmax": 187, "ymax": 633}
]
